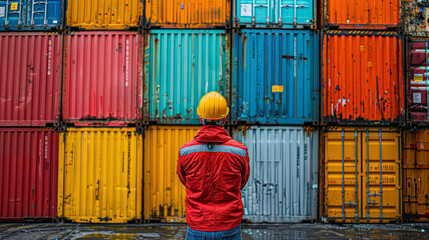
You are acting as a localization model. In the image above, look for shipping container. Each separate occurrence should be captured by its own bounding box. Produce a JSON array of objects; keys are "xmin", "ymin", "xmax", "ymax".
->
[
  {"xmin": 144, "ymin": 125, "xmax": 200, "ymax": 222},
  {"xmin": 57, "ymin": 127, "xmax": 143, "ymax": 223},
  {"xmin": 403, "ymin": 0, "xmax": 429, "ymax": 36},
  {"xmin": 406, "ymin": 37, "xmax": 429, "ymax": 123},
  {"xmin": 143, "ymin": 30, "xmax": 230, "ymax": 124},
  {"xmin": 403, "ymin": 130, "xmax": 429, "ymax": 222},
  {"xmin": 232, "ymin": 30, "xmax": 319, "ymax": 125},
  {"xmin": 63, "ymin": 32, "xmax": 142, "ymax": 125},
  {"xmin": 322, "ymin": 31, "xmax": 404, "ymax": 124},
  {"xmin": 233, "ymin": 126, "xmax": 318, "ymax": 222},
  {"xmin": 66, "ymin": 0, "xmax": 142, "ymax": 30},
  {"xmin": 0, "ymin": 0, "xmax": 63, "ymax": 30},
  {"xmin": 323, "ymin": 0, "xmax": 400, "ymax": 29},
  {"xmin": 322, "ymin": 127, "xmax": 402, "ymax": 223},
  {"xmin": 233, "ymin": 0, "xmax": 315, "ymax": 28},
  {"xmin": 0, "ymin": 33, "xmax": 61, "ymax": 126},
  {"xmin": 145, "ymin": 0, "xmax": 231, "ymax": 28},
  {"xmin": 0, "ymin": 128, "xmax": 58, "ymax": 221}
]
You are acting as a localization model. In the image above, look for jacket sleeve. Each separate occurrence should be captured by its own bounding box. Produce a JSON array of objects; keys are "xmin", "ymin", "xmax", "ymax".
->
[
  {"xmin": 240, "ymin": 150, "xmax": 250, "ymax": 190},
  {"xmin": 177, "ymin": 152, "xmax": 186, "ymax": 186}
]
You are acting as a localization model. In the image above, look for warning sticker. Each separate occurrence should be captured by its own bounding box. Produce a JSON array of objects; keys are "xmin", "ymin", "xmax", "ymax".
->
[
  {"xmin": 360, "ymin": 45, "xmax": 365, "ymax": 51},
  {"xmin": 272, "ymin": 85, "xmax": 284, "ymax": 93},
  {"xmin": 0, "ymin": 7, "xmax": 5, "ymax": 17},
  {"xmin": 10, "ymin": 3, "xmax": 18, "ymax": 10},
  {"xmin": 413, "ymin": 92, "xmax": 422, "ymax": 104},
  {"xmin": 414, "ymin": 75, "xmax": 423, "ymax": 81},
  {"xmin": 368, "ymin": 62, "xmax": 372, "ymax": 68},
  {"xmin": 241, "ymin": 4, "xmax": 252, "ymax": 17}
]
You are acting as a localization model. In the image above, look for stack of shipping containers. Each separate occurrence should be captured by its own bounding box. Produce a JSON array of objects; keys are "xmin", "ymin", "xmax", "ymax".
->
[
  {"xmin": 0, "ymin": 0, "xmax": 63, "ymax": 222},
  {"xmin": 321, "ymin": 0, "xmax": 404, "ymax": 223},
  {"xmin": 231, "ymin": 0, "xmax": 319, "ymax": 223},
  {"xmin": 56, "ymin": 1, "xmax": 144, "ymax": 223},
  {"xmin": 402, "ymin": 0, "xmax": 429, "ymax": 222}
]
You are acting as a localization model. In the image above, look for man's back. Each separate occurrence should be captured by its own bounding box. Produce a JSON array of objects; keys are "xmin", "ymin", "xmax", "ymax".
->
[{"xmin": 177, "ymin": 125, "xmax": 250, "ymax": 232}]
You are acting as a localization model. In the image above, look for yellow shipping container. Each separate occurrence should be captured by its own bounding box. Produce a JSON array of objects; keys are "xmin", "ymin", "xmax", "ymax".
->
[
  {"xmin": 66, "ymin": 0, "xmax": 143, "ymax": 29},
  {"xmin": 57, "ymin": 128, "xmax": 143, "ymax": 223},
  {"xmin": 144, "ymin": 126, "xmax": 200, "ymax": 222},
  {"xmin": 403, "ymin": 130, "xmax": 429, "ymax": 222},
  {"xmin": 145, "ymin": 0, "xmax": 231, "ymax": 28},
  {"xmin": 322, "ymin": 128, "xmax": 402, "ymax": 223}
]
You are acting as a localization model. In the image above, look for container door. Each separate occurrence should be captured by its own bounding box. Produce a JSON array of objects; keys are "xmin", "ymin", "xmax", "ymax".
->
[
  {"xmin": 280, "ymin": 0, "xmax": 312, "ymax": 25},
  {"xmin": 409, "ymin": 41, "xmax": 429, "ymax": 122},
  {"xmin": 0, "ymin": 0, "xmax": 25, "ymax": 28},
  {"xmin": 324, "ymin": 129, "xmax": 362, "ymax": 222},
  {"xmin": 361, "ymin": 130, "xmax": 401, "ymax": 222},
  {"xmin": 236, "ymin": 0, "xmax": 271, "ymax": 25},
  {"xmin": 27, "ymin": 0, "xmax": 62, "ymax": 28}
]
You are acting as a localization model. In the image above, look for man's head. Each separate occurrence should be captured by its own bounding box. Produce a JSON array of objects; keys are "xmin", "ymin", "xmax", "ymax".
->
[{"xmin": 197, "ymin": 91, "xmax": 229, "ymax": 126}]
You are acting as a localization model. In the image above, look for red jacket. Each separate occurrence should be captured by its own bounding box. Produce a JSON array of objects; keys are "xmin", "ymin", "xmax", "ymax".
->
[{"xmin": 177, "ymin": 125, "xmax": 250, "ymax": 231}]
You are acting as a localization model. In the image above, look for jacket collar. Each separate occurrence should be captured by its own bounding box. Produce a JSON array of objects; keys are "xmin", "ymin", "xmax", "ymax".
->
[{"xmin": 194, "ymin": 125, "xmax": 232, "ymax": 143}]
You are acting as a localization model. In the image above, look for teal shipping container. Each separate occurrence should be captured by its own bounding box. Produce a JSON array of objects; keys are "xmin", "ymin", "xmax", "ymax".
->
[
  {"xmin": 143, "ymin": 30, "xmax": 230, "ymax": 125},
  {"xmin": 233, "ymin": 0, "xmax": 315, "ymax": 28},
  {"xmin": 232, "ymin": 29, "xmax": 319, "ymax": 125}
]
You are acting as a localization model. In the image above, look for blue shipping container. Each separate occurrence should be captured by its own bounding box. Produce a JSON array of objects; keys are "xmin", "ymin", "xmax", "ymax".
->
[
  {"xmin": 143, "ymin": 30, "xmax": 230, "ymax": 124},
  {"xmin": 232, "ymin": 29, "xmax": 319, "ymax": 125},
  {"xmin": 0, "ymin": 0, "xmax": 62, "ymax": 30},
  {"xmin": 234, "ymin": 0, "xmax": 315, "ymax": 28}
]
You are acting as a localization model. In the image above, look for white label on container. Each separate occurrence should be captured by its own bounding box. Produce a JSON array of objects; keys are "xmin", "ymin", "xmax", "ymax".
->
[
  {"xmin": 312, "ymin": 184, "xmax": 318, "ymax": 189},
  {"xmin": 125, "ymin": 39, "xmax": 129, "ymax": 87},
  {"xmin": 0, "ymin": 7, "xmax": 5, "ymax": 17},
  {"xmin": 47, "ymin": 40, "xmax": 52, "ymax": 75},
  {"xmin": 413, "ymin": 92, "xmax": 422, "ymax": 104},
  {"xmin": 52, "ymin": 20, "xmax": 58, "ymax": 23},
  {"xmin": 241, "ymin": 4, "xmax": 252, "ymax": 17}
]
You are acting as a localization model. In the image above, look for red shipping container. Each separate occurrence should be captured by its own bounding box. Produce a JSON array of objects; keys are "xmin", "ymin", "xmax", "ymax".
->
[
  {"xmin": 63, "ymin": 32, "xmax": 142, "ymax": 125},
  {"xmin": 0, "ymin": 128, "xmax": 58, "ymax": 221},
  {"xmin": 0, "ymin": 33, "xmax": 62, "ymax": 126}
]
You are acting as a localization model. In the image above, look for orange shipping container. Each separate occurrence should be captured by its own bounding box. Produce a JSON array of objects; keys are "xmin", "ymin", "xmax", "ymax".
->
[
  {"xmin": 323, "ymin": 0, "xmax": 400, "ymax": 29},
  {"xmin": 322, "ymin": 31, "xmax": 404, "ymax": 123},
  {"xmin": 145, "ymin": 0, "xmax": 231, "ymax": 28},
  {"xmin": 403, "ymin": 130, "xmax": 429, "ymax": 222}
]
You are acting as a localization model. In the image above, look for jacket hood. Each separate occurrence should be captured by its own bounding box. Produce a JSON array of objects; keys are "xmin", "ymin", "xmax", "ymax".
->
[{"xmin": 194, "ymin": 125, "xmax": 232, "ymax": 143}]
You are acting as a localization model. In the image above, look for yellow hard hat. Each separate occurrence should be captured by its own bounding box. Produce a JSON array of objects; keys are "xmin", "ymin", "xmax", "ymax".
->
[{"xmin": 197, "ymin": 91, "xmax": 229, "ymax": 120}]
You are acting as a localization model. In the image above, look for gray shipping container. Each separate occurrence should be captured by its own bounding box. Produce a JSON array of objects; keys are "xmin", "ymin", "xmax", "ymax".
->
[{"xmin": 233, "ymin": 126, "xmax": 318, "ymax": 222}]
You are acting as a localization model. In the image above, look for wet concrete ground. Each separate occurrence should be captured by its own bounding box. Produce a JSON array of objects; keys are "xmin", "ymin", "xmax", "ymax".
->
[{"xmin": 0, "ymin": 223, "xmax": 428, "ymax": 240}]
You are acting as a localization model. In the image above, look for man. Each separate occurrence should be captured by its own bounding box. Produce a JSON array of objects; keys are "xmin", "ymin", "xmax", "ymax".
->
[{"xmin": 177, "ymin": 91, "xmax": 250, "ymax": 240}]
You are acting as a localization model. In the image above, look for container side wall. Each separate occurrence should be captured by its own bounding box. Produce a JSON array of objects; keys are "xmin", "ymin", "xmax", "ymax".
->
[
  {"xmin": 66, "ymin": 0, "xmax": 142, "ymax": 30},
  {"xmin": 232, "ymin": 30, "xmax": 319, "ymax": 125},
  {"xmin": 58, "ymin": 128, "xmax": 142, "ymax": 223},
  {"xmin": 144, "ymin": 30, "xmax": 228, "ymax": 124},
  {"xmin": 233, "ymin": 126, "xmax": 318, "ymax": 222},
  {"xmin": 144, "ymin": 126, "xmax": 200, "ymax": 222},
  {"xmin": 0, "ymin": 33, "xmax": 61, "ymax": 126},
  {"xmin": 0, "ymin": 128, "xmax": 58, "ymax": 220},
  {"xmin": 63, "ymin": 32, "xmax": 141, "ymax": 124},
  {"xmin": 145, "ymin": 0, "xmax": 231, "ymax": 28},
  {"xmin": 322, "ymin": 34, "xmax": 404, "ymax": 123}
]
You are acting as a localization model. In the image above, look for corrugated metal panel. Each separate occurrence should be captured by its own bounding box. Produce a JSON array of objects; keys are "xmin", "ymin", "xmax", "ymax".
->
[
  {"xmin": 234, "ymin": 0, "xmax": 315, "ymax": 28},
  {"xmin": 66, "ymin": 0, "xmax": 142, "ymax": 30},
  {"xmin": 0, "ymin": 33, "xmax": 61, "ymax": 126},
  {"xmin": 403, "ymin": 130, "xmax": 429, "ymax": 222},
  {"xmin": 0, "ymin": 128, "xmax": 58, "ymax": 221},
  {"xmin": 57, "ymin": 127, "xmax": 143, "ymax": 223},
  {"xmin": 407, "ymin": 38, "xmax": 429, "ymax": 123},
  {"xmin": 63, "ymin": 32, "xmax": 142, "ymax": 125},
  {"xmin": 145, "ymin": 0, "xmax": 231, "ymax": 28},
  {"xmin": 323, "ymin": 0, "xmax": 399, "ymax": 29},
  {"xmin": 403, "ymin": 1, "xmax": 429, "ymax": 36},
  {"xmin": 323, "ymin": 128, "xmax": 401, "ymax": 223},
  {"xmin": 232, "ymin": 30, "xmax": 319, "ymax": 125},
  {"xmin": 143, "ymin": 30, "xmax": 230, "ymax": 124},
  {"xmin": 233, "ymin": 126, "xmax": 318, "ymax": 223},
  {"xmin": 322, "ymin": 32, "xmax": 404, "ymax": 123},
  {"xmin": 144, "ymin": 126, "xmax": 200, "ymax": 222},
  {"xmin": 0, "ymin": 0, "xmax": 63, "ymax": 30}
]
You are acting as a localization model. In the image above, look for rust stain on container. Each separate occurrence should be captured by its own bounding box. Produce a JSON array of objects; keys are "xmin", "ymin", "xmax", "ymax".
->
[
  {"xmin": 403, "ymin": 130, "xmax": 429, "ymax": 222},
  {"xmin": 324, "ymin": 0, "xmax": 400, "ymax": 29},
  {"xmin": 145, "ymin": 0, "xmax": 231, "ymax": 28},
  {"xmin": 322, "ymin": 32, "xmax": 404, "ymax": 123}
]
